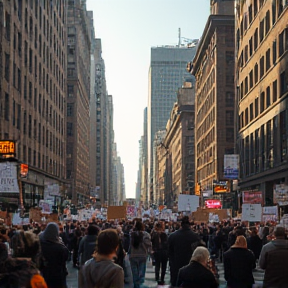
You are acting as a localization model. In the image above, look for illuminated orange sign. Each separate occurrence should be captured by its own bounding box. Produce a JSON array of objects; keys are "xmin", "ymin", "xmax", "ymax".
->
[
  {"xmin": 0, "ymin": 141, "xmax": 16, "ymax": 155},
  {"xmin": 20, "ymin": 163, "xmax": 29, "ymax": 178}
]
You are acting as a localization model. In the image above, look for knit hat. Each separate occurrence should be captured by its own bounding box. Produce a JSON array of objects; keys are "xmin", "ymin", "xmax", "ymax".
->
[{"xmin": 232, "ymin": 235, "xmax": 247, "ymax": 249}]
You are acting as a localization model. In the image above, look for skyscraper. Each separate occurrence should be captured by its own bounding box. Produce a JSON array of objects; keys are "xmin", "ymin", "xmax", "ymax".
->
[{"xmin": 147, "ymin": 44, "xmax": 198, "ymax": 204}]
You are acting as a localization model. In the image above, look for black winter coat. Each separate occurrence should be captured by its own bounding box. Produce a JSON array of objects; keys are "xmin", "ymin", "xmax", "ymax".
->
[
  {"xmin": 168, "ymin": 225, "xmax": 200, "ymax": 286},
  {"xmin": 40, "ymin": 240, "xmax": 69, "ymax": 288},
  {"xmin": 177, "ymin": 261, "xmax": 219, "ymax": 288},
  {"xmin": 224, "ymin": 247, "xmax": 255, "ymax": 288}
]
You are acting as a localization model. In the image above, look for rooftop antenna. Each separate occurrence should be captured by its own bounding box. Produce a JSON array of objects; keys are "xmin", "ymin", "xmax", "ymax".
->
[{"xmin": 178, "ymin": 28, "xmax": 181, "ymax": 47}]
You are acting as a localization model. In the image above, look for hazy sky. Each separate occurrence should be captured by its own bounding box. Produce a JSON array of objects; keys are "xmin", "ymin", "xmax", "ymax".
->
[{"xmin": 86, "ymin": 0, "xmax": 211, "ymax": 198}]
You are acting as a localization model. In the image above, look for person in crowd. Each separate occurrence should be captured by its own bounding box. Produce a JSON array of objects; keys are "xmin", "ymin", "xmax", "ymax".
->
[
  {"xmin": 80, "ymin": 228, "xmax": 124, "ymax": 288},
  {"xmin": 260, "ymin": 226, "xmax": 270, "ymax": 246},
  {"xmin": 0, "ymin": 234, "xmax": 47, "ymax": 288},
  {"xmin": 128, "ymin": 219, "xmax": 152, "ymax": 288},
  {"xmin": 70, "ymin": 227, "xmax": 82, "ymax": 268},
  {"xmin": 114, "ymin": 234, "xmax": 133, "ymax": 288},
  {"xmin": 224, "ymin": 235, "xmax": 255, "ymax": 288},
  {"xmin": 39, "ymin": 222, "xmax": 69, "ymax": 288},
  {"xmin": 227, "ymin": 225, "xmax": 246, "ymax": 248},
  {"xmin": 259, "ymin": 225, "xmax": 288, "ymax": 288},
  {"xmin": 168, "ymin": 216, "xmax": 200, "ymax": 287},
  {"xmin": 151, "ymin": 221, "xmax": 169, "ymax": 285},
  {"xmin": 78, "ymin": 224, "xmax": 99, "ymax": 266},
  {"xmin": 247, "ymin": 226, "xmax": 262, "ymax": 261},
  {"xmin": 177, "ymin": 246, "xmax": 219, "ymax": 288}
]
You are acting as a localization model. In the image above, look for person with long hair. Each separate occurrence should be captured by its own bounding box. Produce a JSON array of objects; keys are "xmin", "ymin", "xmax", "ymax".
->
[
  {"xmin": 128, "ymin": 219, "xmax": 152, "ymax": 288},
  {"xmin": 151, "ymin": 221, "xmax": 168, "ymax": 285}
]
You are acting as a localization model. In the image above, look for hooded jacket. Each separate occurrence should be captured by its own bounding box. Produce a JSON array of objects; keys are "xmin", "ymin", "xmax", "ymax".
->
[{"xmin": 259, "ymin": 239, "xmax": 288, "ymax": 288}]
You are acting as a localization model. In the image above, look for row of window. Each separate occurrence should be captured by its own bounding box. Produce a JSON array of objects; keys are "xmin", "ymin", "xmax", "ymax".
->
[
  {"xmin": 240, "ymin": 110, "xmax": 287, "ymax": 178},
  {"xmin": 239, "ymin": 70, "xmax": 287, "ymax": 129},
  {"xmin": 22, "ymin": 145, "xmax": 63, "ymax": 178}
]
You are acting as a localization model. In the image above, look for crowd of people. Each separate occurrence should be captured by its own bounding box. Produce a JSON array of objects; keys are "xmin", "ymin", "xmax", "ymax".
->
[{"xmin": 0, "ymin": 215, "xmax": 287, "ymax": 288}]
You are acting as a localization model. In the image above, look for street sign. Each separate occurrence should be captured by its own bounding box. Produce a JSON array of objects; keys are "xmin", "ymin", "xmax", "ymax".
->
[{"xmin": 0, "ymin": 140, "xmax": 16, "ymax": 157}]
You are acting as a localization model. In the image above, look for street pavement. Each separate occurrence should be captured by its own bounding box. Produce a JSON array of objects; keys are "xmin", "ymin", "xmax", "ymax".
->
[{"xmin": 66, "ymin": 258, "xmax": 264, "ymax": 288}]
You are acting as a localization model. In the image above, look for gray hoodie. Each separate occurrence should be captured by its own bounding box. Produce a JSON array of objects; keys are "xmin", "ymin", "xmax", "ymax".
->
[{"xmin": 80, "ymin": 258, "xmax": 124, "ymax": 288}]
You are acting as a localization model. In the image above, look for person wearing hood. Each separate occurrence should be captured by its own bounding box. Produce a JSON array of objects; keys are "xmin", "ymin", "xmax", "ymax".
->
[
  {"xmin": 259, "ymin": 225, "xmax": 288, "ymax": 288},
  {"xmin": 39, "ymin": 222, "xmax": 69, "ymax": 288},
  {"xmin": 223, "ymin": 235, "xmax": 255, "ymax": 288},
  {"xmin": 80, "ymin": 228, "xmax": 124, "ymax": 288}
]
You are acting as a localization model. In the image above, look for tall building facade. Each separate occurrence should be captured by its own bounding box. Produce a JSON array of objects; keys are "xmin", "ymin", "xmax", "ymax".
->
[
  {"xmin": 66, "ymin": 0, "xmax": 91, "ymax": 204},
  {"xmin": 189, "ymin": 0, "xmax": 235, "ymax": 200},
  {"xmin": 147, "ymin": 44, "xmax": 198, "ymax": 204},
  {"xmin": 0, "ymin": 0, "xmax": 67, "ymax": 208},
  {"xmin": 154, "ymin": 83, "xmax": 195, "ymax": 207},
  {"xmin": 236, "ymin": 0, "xmax": 288, "ymax": 206}
]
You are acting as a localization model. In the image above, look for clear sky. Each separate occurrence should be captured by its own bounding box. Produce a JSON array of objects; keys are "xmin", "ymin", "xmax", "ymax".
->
[{"xmin": 86, "ymin": 0, "xmax": 211, "ymax": 199}]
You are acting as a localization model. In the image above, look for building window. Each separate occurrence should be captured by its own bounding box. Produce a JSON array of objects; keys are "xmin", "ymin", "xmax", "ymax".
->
[
  {"xmin": 5, "ymin": 12, "xmax": 11, "ymax": 41},
  {"xmin": 260, "ymin": 56, "xmax": 264, "ymax": 78},
  {"xmin": 28, "ymin": 115, "xmax": 32, "ymax": 138},
  {"xmin": 273, "ymin": 79, "xmax": 278, "ymax": 102},
  {"xmin": 225, "ymin": 92, "xmax": 234, "ymax": 107},
  {"xmin": 280, "ymin": 110, "xmax": 287, "ymax": 162},
  {"xmin": 266, "ymin": 49, "xmax": 271, "ymax": 72},
  {"xmin": 23, "ymin": 110, "xmax": 27, "ymax": 134},
  {"xmin": 67, "ymin": 103, "xmax": 73, "ymax": 116},
  {"xmin": 67, "ymin": 122, "xmax": 73, "ymax": 136},
  {"xmin": 68, "ymin": 85, "xmax": 74, "ymax": 97},
  {"xmin": 266, "ymin": 86, "xmax": 271, "ymax": 108},
  {"xmin": 249, "ymin": 70, "xmax": 253, "ymax": 89},
  {"xmin": 254, "ymin": 63, "xmax": 258, "ymax": 84},
  {"xmin": 254, "ymin": 28, "xmax": 258, "ymax": 50},
  {"xmin": 280, "ymin": 71, "xmax": 287, "ymax": 97},
  {"xmin": 265, "ymin": 11, "xmax": 270, "ymax": 35},
  {"xmin": 4, "ymin": 93, "xmax": 9, "ymax": 121},
  {"xmin": 260, "ymin": 19, "xmax": 264, "ymax": 42},
  {"xmin": 272, "ymin": 0, "xmax": 276, "ymax": 24},
  {"xmin": 279, "ymin": 30, "xmax": 285, "ymax": 57},
  {"xmin": 226, "ymin": 128, "xmax": 234, "ymax": 143},
  {"xmin": 4, "ymin": 53, "xmax": 10, "ymax": 81},
  {"xmin": 273, "ymin": 40, "xmax": 277, "ymax": 64},
  {"xmin": 244, "ymin": 77, "xmax": 248, "ymax": 94},
  {"xmin": 260, "ymin": 92, "xmax": 265, "ymax": 113},
  {"xmin": 226, "ymin": 111, "xmax": 234, "ymax": 125}
]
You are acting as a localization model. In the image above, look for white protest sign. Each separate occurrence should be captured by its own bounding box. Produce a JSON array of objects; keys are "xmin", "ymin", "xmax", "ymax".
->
[
  {"xmin": 12, "ymin": 213, "xmax": 29, "ymax": 225},
  {"xmin": 242, "ymin": 204, "xmax": 262, "ymax": 222},
  {"xmin": 178, "ymin": 195, "xmax": 199, "ymax": 212},
  {"xmin": 0, "ymin": 162, "xmax": 19, "ymax": 193}
]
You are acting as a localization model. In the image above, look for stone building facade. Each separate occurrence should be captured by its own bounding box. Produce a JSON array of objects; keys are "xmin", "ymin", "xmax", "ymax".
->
[
  {"xmin": 154, "ymin": 83, "xmax": 195, "ymax": 207},
  {"xmin": 0, "ymin": 0, "xmax": 67, "ymax": 208},
  {"xmin": 236, "ymin": 0, "xmax": 288, "ymax": 206},
  {"xmin": 189, "ymin": 1, "xmax": 235, "ymax": 200},
  {"xmin": 66, "ymin": 0, "xmax": 91, "ymax": 204}
]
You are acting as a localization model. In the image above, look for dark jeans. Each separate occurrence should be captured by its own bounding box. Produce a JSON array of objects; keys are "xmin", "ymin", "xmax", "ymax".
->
[
  {"xmin": 129, "ymin": 257, "xmax": 146, "ymax": 288},
  {"xmin": 154, "ymin": 250, "xmax": 168, "ymax": 282}
]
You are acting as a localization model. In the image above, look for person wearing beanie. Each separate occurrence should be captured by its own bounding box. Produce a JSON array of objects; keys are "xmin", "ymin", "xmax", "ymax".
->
[{"xmin": 224, "ymin": 235, "xmax": 255, "ymax": 288}]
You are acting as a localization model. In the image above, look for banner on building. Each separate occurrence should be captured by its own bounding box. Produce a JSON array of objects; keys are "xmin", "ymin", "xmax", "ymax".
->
[
  {"xmin": 224, "ymin": 154, "xmax": 239, "ymax": 179},
  {"xmin": 242, "ymin": 191, "xmax": 263, "ymax": 204},
  {"xmin": 178, "ymin": 194, "xmax": 199, "ymax": 212},
  {"xmin": 274, "ymin": 184, "xmax": 288, "ymax": 206},
  {"xmin": 241, "ymin": 204, "xmax": 262, "ymax": 222},
  {"xmin": 107, "ymin": 206, "xmax": 126, "ymax": 220},
  {"xmin": 0, "ymin": 162, "xmax": 19, "ymax": 193}
]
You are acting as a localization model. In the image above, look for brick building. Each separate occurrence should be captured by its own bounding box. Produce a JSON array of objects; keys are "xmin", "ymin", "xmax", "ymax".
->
[
  {"xmin": 66, "ymin": 0, "xmax": 91, "ymax": 204},
  {"xmin": 0, "ymin": 0, "xmax": 67, "ymax": 208},
  {"xmin": 235, "ymin": 0, "xmax": 288, "ymax": 206},
  {"xmin": 189, "ymin": 0, "xmax": 235, "ymax": 201}
]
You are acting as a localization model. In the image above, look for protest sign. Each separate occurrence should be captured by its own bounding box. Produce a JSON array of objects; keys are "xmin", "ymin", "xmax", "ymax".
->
[
  {"xmin": 241, "ymin": 204, "xmax": 262, "ymax": 222},
  {"xmin": 107, "ymin": 206, "xmax": 126, "ymax": 220},
  {"xmin": 178, "ymin": 195, "xmax": 199, "ymax": 212}
]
